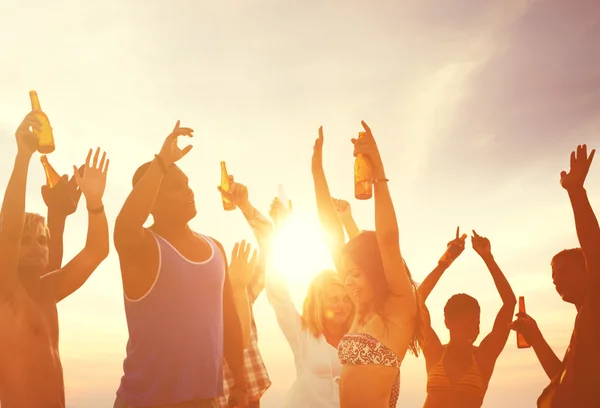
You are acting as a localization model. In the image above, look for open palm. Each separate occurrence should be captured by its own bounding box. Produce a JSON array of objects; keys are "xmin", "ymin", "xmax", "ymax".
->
[
  {"xmin": 74, "ymin": 148, "xmax": 109, "ymax": 202},
  {"xmin": 560, "ymin": 144, "xmax": 595, "ymax": 191}
]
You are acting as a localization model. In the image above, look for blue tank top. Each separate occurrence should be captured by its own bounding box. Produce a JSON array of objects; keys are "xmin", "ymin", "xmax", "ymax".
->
[{"xmin": 116, "ymin": 231, "xmax": 226, "ymax": 406}]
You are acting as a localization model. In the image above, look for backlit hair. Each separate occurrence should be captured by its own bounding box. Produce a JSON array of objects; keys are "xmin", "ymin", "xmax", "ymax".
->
[
  {"xmin": 301, "ymin": 270, "xmax": 354, "ymax": 338},
  {"xmin": 23, "ymin": 212, "xmax": 49, "ymax": 237},
  {"xmin": 343, "ymin": 230, "xmax": 423, "ymax": 356},
  {"xmin": 444, "ymin": 293, "xmax": 480, "ymax": 321},
  {"xmin": 552, "ymin": 248, "xmax": 585, "ymax": 271}
]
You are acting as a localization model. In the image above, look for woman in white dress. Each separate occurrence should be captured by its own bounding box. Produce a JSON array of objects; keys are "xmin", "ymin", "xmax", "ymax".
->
[{"xmin": 265, "ymin": 200, "xmax": 354, "ymax": 408}]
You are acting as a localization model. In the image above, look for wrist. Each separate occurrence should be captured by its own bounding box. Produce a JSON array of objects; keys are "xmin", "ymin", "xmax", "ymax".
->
[
  {"xmin": 15, "ymin": 151, "xmax": 33, "ymax": 164},
  {"xmin": 567, "ymin": 186, "xmax": 586, "ymax": 197},
  {"xmin": 479, "ymin": 252, "xmax": 494, "ymax": 262},
  {"xmin": 85, "ymin": 196, "xmax": 103, "ymax": 210},
  {"xmin": 238, "ymin": 201, "xmax": 253, "ymax": 216}
]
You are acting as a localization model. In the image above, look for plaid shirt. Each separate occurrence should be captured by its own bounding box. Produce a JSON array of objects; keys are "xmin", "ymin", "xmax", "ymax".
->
[{"xmin": 217, "ymin": 262, "xmax": 271, "ymax": 407}]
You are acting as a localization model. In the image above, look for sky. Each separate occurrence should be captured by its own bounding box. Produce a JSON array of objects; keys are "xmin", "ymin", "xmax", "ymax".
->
[{"xmin": 1, "ymin": 0, "xmax": 600, "ymax": 406}]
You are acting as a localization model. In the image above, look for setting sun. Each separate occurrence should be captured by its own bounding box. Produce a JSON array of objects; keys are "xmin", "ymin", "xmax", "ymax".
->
[{"xmin": 269, "ymin": 212, "xmax": 335, "ymax": 288}]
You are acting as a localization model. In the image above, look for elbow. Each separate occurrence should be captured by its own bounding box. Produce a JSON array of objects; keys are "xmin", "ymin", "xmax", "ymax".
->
[{"xmin": 505, "ymin": 295, "xmax": 517, "ymax": 309}]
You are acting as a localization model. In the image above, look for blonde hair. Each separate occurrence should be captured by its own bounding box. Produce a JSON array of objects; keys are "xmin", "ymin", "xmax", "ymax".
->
[
  {"xmin": 23, "ymin": 212, "xmax": 49, "ymax": 237},
  {"xmin": 0, "ymin": 212, "xmax": 48, "ymax": 237},
  {"xmin": 301, "ymin": 270, "xmax": 354, "ymax": 338}
]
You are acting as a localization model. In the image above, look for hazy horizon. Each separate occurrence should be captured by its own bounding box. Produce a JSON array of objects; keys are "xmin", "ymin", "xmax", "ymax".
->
[{"xmin": 1, "ymin": 0, "xmax": 600, "ymax": 407}]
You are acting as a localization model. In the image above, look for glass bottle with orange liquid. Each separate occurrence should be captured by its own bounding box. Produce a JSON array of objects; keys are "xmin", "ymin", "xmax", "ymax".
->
[
  {"xmin": 220, "ymin": 161, "xmax": 236, "ymax": 211},
  {"xmin": 517, "ymin": 296, "xmax": 531, "ymax": 349},
  {"xmin": 40, "ymin": 155, "xmax": 61, "ymax": 188},
  {"xmin": 354, "ymin": 131, "xmax": 372, "ymax": 200},
  {"xmin": 29, "ymin": 90, "xmax": 55, "ymax": 154}
]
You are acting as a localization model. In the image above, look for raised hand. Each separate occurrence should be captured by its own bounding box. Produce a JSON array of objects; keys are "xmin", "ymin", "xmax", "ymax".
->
[
  {"xmin": 42, "ymin": 166, "xmax": 83, "ymax": 217},
  {"xmin": 311, "ymin": 126, "xmax": 324, "ymax": 171},
  {"xmin": 439, "ymin": 226, "xmax": 468, "ymax": 266},
  {"xmin": 158, "ymin": 120, "xmax": 194, "ymax": 166},
  {"xmin": 15, "ymin": 111, "xmax": 41, "ymax": 158},
  {"xmin": 332, "ymin": 198, "xmax": 351, "ymax": 218},
  {"xmin": 471, "ymin": 230, "xmax": 491, "ymax": 257},
  {"xmin": 509, "ymin": 312, "xmax": 542, "ymax": 346},
  {"xmin": 218, "ymin": 176, "xmax": 249, "ymax": 209},
  {"xmin": 351, "ymin": 121, "xmax": 384, "ymax": 174},
  {"xmin": 560, "ymin": 144, "xmax": 595, "ymax": 191},
  {"xmin": 228, "ymin": 240, "xmax": 258, "ymax": 288},
  {"xmin": 269, "ymin": 197, "xmax": 292, "ymax": 227},
  {"xmin": 74, "ymin": 148, "xmax": 109, "ymax": 207}
]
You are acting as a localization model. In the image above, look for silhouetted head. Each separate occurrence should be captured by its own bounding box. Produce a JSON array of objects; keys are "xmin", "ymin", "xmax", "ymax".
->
[
  {"xmin": 6, "ymin": 212, "xmax": 50, "ymax": 276},
  {"xmin": 132, "ymin": 161, "xmax": 196, "ymax": 226},
  {"xmin": 302, "ymin": 270, "xmax": 354, "ymax": 337},
  {"xmin": 342, "ymin": 230, "xmax": 422, "ymax": 355},
  {"xmin": 551, "ymin": 248, "xmax": 586, "ymax": 305},
  {"xmin": 444, "ymin": 294, "xmax": 481, "ymax": 344}
]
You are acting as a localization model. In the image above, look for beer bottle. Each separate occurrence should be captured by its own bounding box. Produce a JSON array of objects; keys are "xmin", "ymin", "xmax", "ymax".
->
[
  {"xmin": 354, "ymin": 131, "xmax": 372, "ymax": 200},
  {"xmin": 517, "ymin": 296, "xmax": 531, "ymax": 349},
  {"xmin": 41, "ymin": 155, "xmax": 61, "ymax": 188},
  {"xmin": 220, "ymin": 161, "xmax": 236, "ymax": 211},
  {"xmin": 29, "ymin": 90, "xmax": 55, "ymax": 154}
]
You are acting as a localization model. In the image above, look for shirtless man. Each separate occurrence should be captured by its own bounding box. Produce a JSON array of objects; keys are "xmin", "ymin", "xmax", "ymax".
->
[
  {"xmin": 0, "ymin": 111, "xmax": 110, "ymax": 407},
  {"xmin": 113, "ymin": 121, "xmax": 249, "ymax": 408}
]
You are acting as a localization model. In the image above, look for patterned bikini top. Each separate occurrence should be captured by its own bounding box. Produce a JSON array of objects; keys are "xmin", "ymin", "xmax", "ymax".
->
[
  {"xmin": 338, "ymin": 333, "xmax": 402, "ymax": 408},
  {"xmin": 338, "ymin": 333, "xmax": 402, "ymax": 368},
  {"xmin": 427, "ymin": 346, "xmax": 484, "ymax": 400}
]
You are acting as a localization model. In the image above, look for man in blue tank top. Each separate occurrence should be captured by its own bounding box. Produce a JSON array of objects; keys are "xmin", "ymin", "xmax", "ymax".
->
[{"xmin": 113, "ymin": 121, "xmax": 250, "ymax": 408}]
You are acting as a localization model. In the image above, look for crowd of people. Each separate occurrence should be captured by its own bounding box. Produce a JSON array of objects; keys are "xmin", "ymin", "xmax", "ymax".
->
[{"xmin": 0, "ymin": 106, "xmax": 598, "ymax": 408}]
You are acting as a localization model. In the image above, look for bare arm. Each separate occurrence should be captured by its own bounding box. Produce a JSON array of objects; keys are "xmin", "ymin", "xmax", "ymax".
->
[
  {"xmin": 215, "ymin": 238, "xmax": 251, "ymax": 348},
  {"xmin": 420, "ymin": 301, "xmax": 443, "ymax": 372},
  {"xmin": 418, "ymin": 263, "xmax": 449, "ymax": 302},
  {"xmin": 46, "ymin": 212, "xmax": 67, "ymax": 272},
  {"xmin": 312, "ymin": 128, "xmax": 346, "ymax": 273},
  {"xmin": 341, "ymin": 214, "xmax": 361, "ymax": 240},
  {"xmin": 354, "ymin": 122, "xmax": 414, "ymax": 305},
  {"xmin": 42, "ymin": 149, "xmax": 110, "ymax": 302},
  {"xmin": 0, "ymin": 154, "xmax": 31, "ymax": 297},
  {"xmin": 0, "ymin": 113, "xmax": 39, "ymax": 298},
  {"xmin": 114, "ymin": 123, "xmax": 193, "ymax": 292},
  {"xmin": 43, "ymin": 204, "xmax": 109, "ymax": 302},
  {"xmin": 568, "ymin": 187, "xmax": 600, "ymax": 273},
  {"xmin": 477, "ymin": 250, "xmax": 517, "ymax": 368},
  {"xmin": 222, "ymin": 265, "xmax": 248, "ymax": 385},
  {"xmin": 113, "ymin": 156, "xmax": 164, "ymax": 254}
]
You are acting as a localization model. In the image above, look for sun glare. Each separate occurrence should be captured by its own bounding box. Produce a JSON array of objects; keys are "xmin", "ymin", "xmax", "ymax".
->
[{"xmin": 270, "ymin": 213, "xmax": 334, "ymax": 289}]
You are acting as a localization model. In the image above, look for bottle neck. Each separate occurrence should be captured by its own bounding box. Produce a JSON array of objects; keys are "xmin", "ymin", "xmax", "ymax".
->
[{"xmin": 30, "ymin": 92, "xmax": 41, "ymax": 110}]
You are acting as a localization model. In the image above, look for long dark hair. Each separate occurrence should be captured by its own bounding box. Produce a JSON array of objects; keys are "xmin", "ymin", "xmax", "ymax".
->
[{"xmin": 342, "ymin": 230, "xmax": 423, "ymax": 356}]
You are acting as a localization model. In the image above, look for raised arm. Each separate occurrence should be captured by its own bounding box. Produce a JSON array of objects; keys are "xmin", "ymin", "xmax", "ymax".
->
[
  {"xmin": 113, "ymin": 122, "xmax": 193, "ymax": 288},
  {"xmin": 219, "ymin": 178, "xmax": 272, "ymax": 303},
  {"xmin": 560, "ymin": 145, "xmax": 600, "ymax": 290},
  {"xmin": 420, "ymin": 300, "xmax": 444, "ymax": 372},
  {"xmin": 41, "ymin": 149, "xmax": 110, "ymax": 302},
  {"xmin": 312, "ymin": 127, "xmax": 346, "ymax": 272},
  {"xmin": 352, "ymin": 121, "xmax": 414, "ymax": 304},
  {"xmin": 333, "ymin": 198, "xmax": 361, "ymax": 240},
  {"xmin": 218, "ymin": 239, "xmax": 249, "ymax": 406},
  {"xmin": 473, "ymin": 231, "xmax": 517, "ymax": 369},
  {"xmin": 223, "ymin": 240, "xmax": 255, "ymax": 348},
  {"xmin": 509, "ymin": 313, "xmax": 562, "ymax": 380},
  {"xmin": 42, "ymin": 167, "xmax": 82, "ymax": 273},
  {"xmin": 0, "ymin": 113, "xmax": 40, "ymax": 298},
  {"xmin": 418, "ymin": 227, "xmax": 467, "ymax": 302}
]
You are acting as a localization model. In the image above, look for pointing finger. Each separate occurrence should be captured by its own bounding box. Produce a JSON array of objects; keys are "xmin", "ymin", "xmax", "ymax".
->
[
  {"xmin": 361, "ymin": 120, "xmax": 372, "ymax": 136},
  {"xmin": 456, "ymin": 226, "xmax": 460, "ymax": 239}
]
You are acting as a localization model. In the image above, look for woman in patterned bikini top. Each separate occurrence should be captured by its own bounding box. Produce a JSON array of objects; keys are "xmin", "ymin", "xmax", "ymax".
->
[{"xmin": 311, "ymin": 122, "xmax": 423, "ymax": 408}]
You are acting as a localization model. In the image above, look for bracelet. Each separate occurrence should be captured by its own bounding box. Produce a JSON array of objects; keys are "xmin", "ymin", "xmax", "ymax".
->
[
  {"xmin": 154, "ymin": 154, "xmax": 169, "ymax": 174},
  {"xmin": 374, "ymin": 178, "xmax": 389, "ymax": 183},
  {"xmin": 88, "ymin": 205, "xmax": 105, "ymax": 215}
]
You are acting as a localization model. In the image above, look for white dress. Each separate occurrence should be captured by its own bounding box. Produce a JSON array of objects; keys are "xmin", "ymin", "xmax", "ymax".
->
[{"xmin": 265, "ymin": 271, "xmax": 342, "ymax": 408}]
